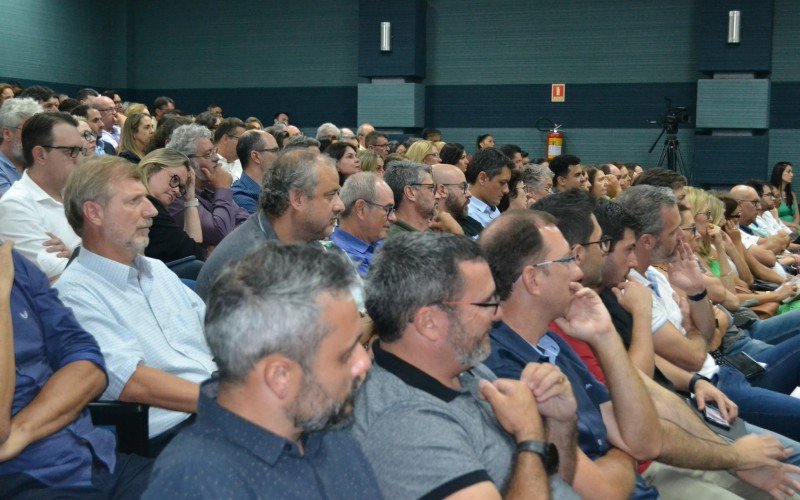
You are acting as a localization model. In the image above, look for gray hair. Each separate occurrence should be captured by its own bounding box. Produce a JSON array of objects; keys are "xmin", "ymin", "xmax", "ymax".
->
[
  {"xmin": 260, "ymin": 149, "xmax": 325, "ymax": 217},
  {"xmin": 316, "ymin": 122, "xmax": 340, "ymax": 140},
  {"xmin": 383, "ymin": 160, "xmax": 431, "ymax": 208},
  {"xmin": 356, "ymin": 123, "xmax": 373, "ymax": 137},
  {"xmin": 340, "ymin": 172, "xmax": 379, "ymax": 217},
  {"xmin": 166, "ymin": 123, "xmax": 212, "ymax": 157},
  {"xmin": 284, "ymin": 135, "xmax": 321, "ymax": 151},
  {"xmin": 615, "ymin": 185, "xmax": 677, "ymax": 236},
  {"xmin": 520, "ymin": 164, "xmax": 553, "ymax": 191},
  {"xmin": 0, "ymin": 98, "xmax": 41, "ymax": 146},
  {"xmin": 366, "ymin": 232, "xmax": 484, "ymax": 343},
  {"xmin": 205, "ymin": 243, "xmax": 356, "ymax": 382}
]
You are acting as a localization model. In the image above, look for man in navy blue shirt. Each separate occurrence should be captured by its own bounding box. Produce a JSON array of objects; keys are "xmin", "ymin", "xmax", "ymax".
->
[
  {"xmin": 0, "ymin": 241, "xmax": 152, "ymax": 498},
  {"xmin": 144, "ymin": 244, "xmax": 381, "ymax": 498},
  {"xmin": 231, "ymin": 130, "xmax": 278, "ymax": 214}
]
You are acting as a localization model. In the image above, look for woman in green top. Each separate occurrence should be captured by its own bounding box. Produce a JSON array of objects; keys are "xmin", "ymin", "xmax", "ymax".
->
[{"xmin": 770, "ymin": 161, "xmax": 800, "ymax": 228}]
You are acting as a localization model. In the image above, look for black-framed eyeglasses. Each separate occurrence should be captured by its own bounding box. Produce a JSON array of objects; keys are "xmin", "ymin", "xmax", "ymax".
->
[
  {"xmin": 729, "ymin": 213, "xmax": 741, "ymax": 220},
  {"xmin": 188, "ymin": 147, "xmax": 218, "ymax": 160},
  {"xmin": 81, "ymin": 131, "xmax": 97, "ymax": 143},
  {"xmin": 681, "ymin": 224, "xmax": 698, "ymax": 236},
  {"xmin": 256, "ymin": 146, "xmax": 280, "ymax": 154},
  {"xmin": 533, "ymin": 253, "xmax": 577, "ymax": 268},
  {"xmin": 441, "ymin": 297, "xmax": 501, "ymax": 315},
  {"xmin": 580, "ymin": 235, "xmax": 613, "ymax": 253},
  {"xmin": 738, "ymin": 199, "xmax": 761, "ymax": 207},
  {"xmin": 169, "ymin": 174, "xmax": 187, "ymax": 198},
  {"xmin": 364, "ymin": 200, "xmax": 395, "ymax": 217},
  {"xmin": 410, "ymin": 183, "xmax": 437, "ymax": 193},
  {"xmin": 440, "ymin": 182, "xmax": 469, "ymax": 194},
  {"xmin": 372, "ymin": 142, "xmax": 389, "ymax": 149},
  {"xmin": 696, "ymin": 210, "xmax": 712, "ymax": 220},
  {"xmin": 43, "ymin": 145, "xmax": 86, "ymax": 158},
  {"xmin": 425, "ymin": 152, "xmax": 440, "ymax": 159}
]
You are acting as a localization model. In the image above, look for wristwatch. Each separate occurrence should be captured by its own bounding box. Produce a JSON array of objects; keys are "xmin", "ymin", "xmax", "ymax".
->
[
  {"xmin": 516, "ymin": 440, "xmax": 559, "ymax": 475},
  {"xmin": 184, "ymin": 199, "xmax": 199, "ymax": 208}
]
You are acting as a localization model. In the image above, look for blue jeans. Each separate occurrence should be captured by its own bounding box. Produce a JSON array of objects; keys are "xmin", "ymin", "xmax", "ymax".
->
[
  {"xmin": 716, "ymin": 338, "xmax": 800, "ymax": 441},
  {"xmin": 743, "ymin": 422, "xmax": 800, "ymax": 467},
  {"xmin": 745, "ymin": 307, "xmax": 800, "ymax": 345}
]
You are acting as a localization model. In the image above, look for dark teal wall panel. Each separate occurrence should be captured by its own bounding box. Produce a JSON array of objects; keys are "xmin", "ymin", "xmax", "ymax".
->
[
  {"xmin": 693, "ymin": 135, "xmax": 769, "ymax": 186},
  {"xmin": 126, "ymin": 0, "xmax": 358, "ymax": 89},
  {"xmin": 695, "ymin": 79, "xmax": 770, "ymax": 129},
  {"xmin": 697, "ymin": 0, "xmax": 773, "ymax": 74},
  {"xmin": 772, "ymin": 0, "xmax": 800, "ymax": 82},
  {"xmin": 358, "ymin": 0, "xmax": 426, "ymax": 78},
  {"xmin": 426, "ymin": 0, "xmax": 696, "ymax": 85}
]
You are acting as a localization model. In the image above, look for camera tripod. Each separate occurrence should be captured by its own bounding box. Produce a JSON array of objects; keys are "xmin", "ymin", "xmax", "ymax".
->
[{"xmin": 649, "ymin": 127, "xmax": 690, "ymax": 182}]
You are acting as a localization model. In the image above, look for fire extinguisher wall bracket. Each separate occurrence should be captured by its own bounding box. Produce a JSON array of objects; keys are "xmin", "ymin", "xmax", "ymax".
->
[{"xmin": 546, "ymin": 125, "xmax": 563, "ymax": 161}]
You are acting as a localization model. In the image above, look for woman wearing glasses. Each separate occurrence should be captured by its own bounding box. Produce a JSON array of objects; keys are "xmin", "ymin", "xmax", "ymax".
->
[
  {"xmin": 73, "ymin": 116, "xmax": 97, "ymax": 157},
  {"xmin": 119, "ymin": 112, "xmax": 155, "ymax": 164},
  {"xmin": 137, "ymin": 148, "xmax": 205, "ymax": 272},
  {"xmin": 404, "ymin": 140, "xmax": 440, "ymax": 167}
]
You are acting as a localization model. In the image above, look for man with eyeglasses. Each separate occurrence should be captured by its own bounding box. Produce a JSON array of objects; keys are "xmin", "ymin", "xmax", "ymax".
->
[
  {"xmin": 91, "ymin": 96, "xmax": 121, "ymax": 152},
  {"xmin": 432, "ymin": 163, "xmax": 482, "ymax": 237},
  {"xmin": 0, "ymin": 112, "xmax": 83, "ymax": 280},
  {"xmin": 212, "ymin": 118, "xmax": 246, "ymax": 181},
  {"xmin": 385, "ymin": 161, "xmax": 442, "ymax": 237},
  {"xmin": 364, "ymin": 131, "xmax": 389, "ymax": 159},
  {"xmin": 353, "ymin": 232, "xmax": 579, "ymax": 499},
  {"xmin": 0, "ymin": 97, "xmax": 41, "ymax": 196},
  {"xmin": 466, "ymin": 148, "xmax": 512, "ymax": 234},
  {"xmin": 331, "ymin": 172, "xmax": 396, "ymax": 277},
  {"xmin": 231, "ymin": 130, "xmax": 278, "ymax": 214},
  {"xmin": 72, "ymin": 104, "xmax": 115, "ymax": 156}
]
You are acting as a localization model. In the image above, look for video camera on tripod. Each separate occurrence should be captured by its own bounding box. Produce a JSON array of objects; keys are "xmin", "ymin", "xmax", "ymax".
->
[{"xmin": 649, "ymin": 98, "xmax": 691, "ymax": 179}]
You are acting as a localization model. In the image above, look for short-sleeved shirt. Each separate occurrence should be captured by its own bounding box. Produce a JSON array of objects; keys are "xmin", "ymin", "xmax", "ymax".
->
[
  {"xmin": 0, "ymin": 249, "xmax": 115, "ymax": 487},
  {"xmin": 485, "ymin": 323, "xmax": 611, "ymax": 461},
  {"xmin": 352, "ymin": 342, "xmax": 577, "ymax": 499},
  {"xmin": 330, "ymin": 226, "xmax": 381, "ymax": 277},
  {"xmin": 55, "ymin": 248, "xmax": 217, "ymax": 437},
  {"xmin": 143, "ymin": 379, "xmax": 381, "ymax": 499}
]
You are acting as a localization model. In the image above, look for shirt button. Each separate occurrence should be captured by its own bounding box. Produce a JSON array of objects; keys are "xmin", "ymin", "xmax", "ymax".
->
[
  {"xmin": 597, "ymin": 439, "xmax": 603, "ymax": 447},
  {"xmin": 284, "ymin": 443, "xmax": 292, "ymax": 452}
]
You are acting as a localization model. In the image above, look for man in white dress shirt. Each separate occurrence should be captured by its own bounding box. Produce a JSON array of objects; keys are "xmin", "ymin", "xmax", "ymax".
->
[
  {"xmin": 55, "ymin": 156, "xmax": 217, "ymax": 454},
  {"xmin": 0, "ymin": 112, "xmax": 83, "ymax": 280}
]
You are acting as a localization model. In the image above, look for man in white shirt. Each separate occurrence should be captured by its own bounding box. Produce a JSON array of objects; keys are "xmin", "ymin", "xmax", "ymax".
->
[
  {"xmin": 92, "ymin": 96, "xmax": 121, "ymax": 151},
  {"xmin": 56, "ymin": 156, "xmax": 216, "ymax": 454},
  {"xmin": 0, "ymin": 112, "xmax": 83, "ymax": 279},
  {"xmin": 212, "ymin": 117, "xmax": 245, "ymax": 180}
]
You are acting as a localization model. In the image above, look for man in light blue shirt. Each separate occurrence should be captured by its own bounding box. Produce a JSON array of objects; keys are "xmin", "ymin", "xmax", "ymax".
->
[
  {"xmin": 55, "ymin": 156, "xmax": 217, "ymax": 453},
  {"xmin": 330, "ymin": 172, "xmax": 396, "ymax": 276},
  {"xmin": 466, "ymin": 148, "xmax": 512, "ymax": 231},
  {"xmin": 231, "ymin": 130, "xmax": 277, "ymax": 213},
  {"xmin": 0, "ymin": 97, "xmax": 40, "ymax": 196}
]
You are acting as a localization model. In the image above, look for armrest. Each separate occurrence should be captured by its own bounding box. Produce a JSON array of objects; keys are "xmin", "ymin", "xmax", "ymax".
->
[{"xmin": 89, "ymin": 400, "xmax": 150, "ymax": 456}]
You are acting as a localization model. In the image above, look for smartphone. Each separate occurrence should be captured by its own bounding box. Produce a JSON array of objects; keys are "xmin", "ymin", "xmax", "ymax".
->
[{"xmin": 703, "ymin": 404, "xmax": 731, "ymax": 430}]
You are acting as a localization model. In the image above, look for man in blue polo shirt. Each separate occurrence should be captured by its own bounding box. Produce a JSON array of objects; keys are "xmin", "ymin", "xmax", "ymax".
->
[
  {"xmin": 144, "ymin": 244, "xmax": 379, "ymax": 498},
  {"xmin": 0, "ymin": 241, "xmax": 152, "ymax": 497},
  {"xmin": 231, "ymin": 130, "xmax": 278, "ymax": 214},
  {"xmin": 330, "ymin": 172, "xmax": 395, "ymax": 276}
]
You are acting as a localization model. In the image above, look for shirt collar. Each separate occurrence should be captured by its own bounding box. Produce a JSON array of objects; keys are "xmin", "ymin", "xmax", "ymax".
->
[
  {"xmin": 490, "ymin": 321, "xmax": 549, "ymax": 364},
  {"xmin": 469, "ymin": 196, "xmax": 496, "ymax": 214},
  {"xmin": 332, "ymin": 227, "xmax": 372, "ymax": 253},
  {"xmin": 240, "ymin": 172, "xmax": 260, "ymax": 191},
  {"xmin": 77, "ymin": 247, "xmax": 153, "ymax": 290},
  {"xmin": 18, "ymin": 170, "xmax": 58, "ymax": 203},
  {"xmin": 197, "ymin": 379, "xmax": 322, "ymax": 466},
  {"xmin": 391, "ymin": 219, "xmax": 418, "ymax": 232},
  {"xmin": 372, "ymin": 341, "xmax": 462, "ymax": 402}
]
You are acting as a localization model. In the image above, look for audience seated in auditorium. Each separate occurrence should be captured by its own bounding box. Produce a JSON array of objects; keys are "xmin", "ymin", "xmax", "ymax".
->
[
  {"xmin": 230, "ymin": 130, "xmax": 278, "ymax": 214},
  {"xmin": 92, "ymin": 96, "xmax": 121, "ymax": 152},
  {"xmin": 439, "ymin": 142, "xmax": 469, "ymax": 173},
  {"xmin": 152, "ymin": 96, "xmax": 175, "ymax": 121},
  {"xmin": 0, "ymin": 98, "xmax": 40, "ymax": 196},
  {"xmin": 357, "ymin": 149, "xmax": 384, "ymax": 176},
  {"xmin": 476, "ymin": 133, "xmax": 495, "ymax": 150},
  {"xmin": 55, "ymin": 156, "xmax": 217, "ymax": 454},
  {"xmin": 432, "ymin": 163, "xmax": 475, "ymax": 237},
  {"xmin": 550, "ymin": 154, "xmax": 583, "ymax": 193},
  {"xmin": 213, "ymin": 118, "xmax": 245, "ymax": 181},
  {"xmin": 354, "ymin": 232, "xmax": 578, "ymax": 498},
  {"xmin": 0, "ymin": 241, "xmax": 153, "ymax": 498},
  {"xmin": 194, "ymin": 149, "xmax": 343, "ymax": 300},
  {"xmin": 330, "ymin": 172, "xmax": 395, "ymax": 277},
  {"xmin": 384, "ymin": 161, "xmax": 441, "ymax": 237},
  {"xmin": 0, "ymin": 112, "xmax": 83, "ymax": 280},
  {"xmin": 356, "ymin": 123, "xmax": 374, "ymax": 150},
  {"xmin": 364, "ymin": 131, "xmax": 389, "ymax": 159},
  {"xmin": 465, "ymin": 148, "xmax": 512, "ymax": 233},
  {"xmin": 165, "ymin": 123, "xmax": 248, "ymax": 249},
  {"xmin": 405, "ymin": 140, "xmax": 440, "ymax": 167},
  {"xmin": 18, "ymin": 86, "xmax": 58, "ymax": 113},
  {"xmin": 325, "ymin": 141, "xmax": 361, "ymax": 186},
  {"xmin": 144, "ymin": 244, "xmax": 379, "ymax": 497},
  {"xmin": 118, "ymin": 112, "xmax": 154, "ymax": 164},
  {"xmin": 499, "ymin": 144, "xmax": 524, "ymax": 170},
  {"xmin": 71, "ymin": 104, "xmax": 113, "ymax": 156}
]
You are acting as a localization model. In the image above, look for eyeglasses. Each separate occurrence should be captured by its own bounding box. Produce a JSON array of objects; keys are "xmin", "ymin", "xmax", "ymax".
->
[
  {"xmin": 255, "ymin": 146, "xmax": 280, "ymax": 154},
  {"xmin": 696, "ymin": 210, "xmax": 712, "ymax": 220},
  {"xmin": 410, "ymin": 183, "xmax": 437, "ymax": 193},
  {"xmin": 189, "ymin": 147, "xmax": 218, "ymax": 160},
  {"xmin": 81, "ymin": 131, "xmax": 97, "ymax": 143},
  {"xmin": 738, "ymin": 199, "xmax": 761, "ymax": 207},
  {"xmin": 97, "ymin": 107, "xmax": 115, "ymax": 114},
  {"xmin": 681, "ymin": 224, "xmax": 698, "ymax": 236},
  {"xmin": 441, "ymin": 296, "xmax": 501, "ymax": 315},
  {"xmin": 364, "ymin": 200, "xmax": 395, "ymax": 217},
  {"xmin": 440, "ymin": 182, "xmax": 469, "ymax": 194},
  {"xmin": 580, "ymin": 235, "xmax": 613, "ymax": 253},
  {"xmin": 425, "ymin": 152, "xmax": 440, "ymax": 159},
  {"xmin": 729, "ymin": 213, "xmax": 741, "ymax": 220},
  {"xmin": 533, "ymin": 253, "xmax": 578, "ymax": 268},
  {"xmin": 169, "ymin": 174, "xmax": 187, "ymax": 198},
  {"xmin": 372, "ymin": 142, "xmax": 389, "ymax": 149},
  {"xmin": 43, "ymin": 145, "xmax": 87, "ymax": 158}
]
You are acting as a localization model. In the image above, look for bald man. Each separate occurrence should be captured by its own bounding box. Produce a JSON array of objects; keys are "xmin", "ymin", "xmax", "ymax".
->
[{"xmin": 432, "ymin": 163, "xmax": 480, "ymax": 237}]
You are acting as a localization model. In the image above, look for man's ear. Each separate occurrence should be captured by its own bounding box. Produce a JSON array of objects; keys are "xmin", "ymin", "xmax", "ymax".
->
[
  {"xmin": 82, "ymin": 200, "xmax": 104, "ymax": 228},
  {"xmin": 411, "ymin": 305, "xmax": 447, "ymax": 343},
  {"xmin": 477, "ymin": 171, "xmax": 489, "ymax": 185},
  {"xmin": 519, "ymin": 264, "xmax": 542, "ymax": 296},
  {"xmin": 288, "ymin": 187, "xmax": 305, "ymax": 210},
  {"xmin": 638, "ymin": 233, "xmax": 655, "ymax": 251},
  {"xmin": 259, "ymin": 354, "xmax": 300, "ymax": 400}
]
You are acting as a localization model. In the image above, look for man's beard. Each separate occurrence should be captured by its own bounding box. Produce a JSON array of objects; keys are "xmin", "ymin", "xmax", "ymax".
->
[
  {"xmin": 447, "ymin": 312, "xmax": 491, "ymax": 368},
  {"xmin": 445, "ymin": 192, "xmax": 468, "ymax": 220},
  {"xmin": 287, "ymin": 372, "xmax": 361, "ymax": 433}
]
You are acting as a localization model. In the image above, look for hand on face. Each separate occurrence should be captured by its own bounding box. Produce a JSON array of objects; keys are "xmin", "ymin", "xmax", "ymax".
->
[
  {"xmin": 553, "ymin": 283, "xmax": 615, "ymax": 345},
  {"xmin": 666, "ymin": 240, "xmax": 706, "ymax": 296},
  {"xmin": 202, "ymin": 163, "xmax": 233, "ymax": 190},
  {"xmin": 611, "ymin": 279, "xmax": 652, "ymax": 316}
]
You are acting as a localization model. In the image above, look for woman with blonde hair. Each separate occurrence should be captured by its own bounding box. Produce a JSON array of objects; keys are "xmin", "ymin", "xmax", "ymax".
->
[
  {"xmin": 124, "ymin": 102, "xmax": 150, "ymax": 117},
  {"xmin": 138, "ymin": 148, "xmax": 206, "ymax": 272},
  {"xmin": 358, "ymin": 149, "xmax": 385, "ymax": 176},
  {"xmin": 405, "ymin": 140, "xmax": 440, "ymax": 166},
  {"xmin": 119, "ymin": 112, "xmax": 155, "ymax": 163}
]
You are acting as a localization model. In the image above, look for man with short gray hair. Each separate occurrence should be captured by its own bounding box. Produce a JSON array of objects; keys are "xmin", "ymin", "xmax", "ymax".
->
[
  {"xmin": 195, "ymin": 149, "xmax": 344, "ymax": 300},
  {"xmin": 0, "ymin": 97, "xmax": 41, "ymax": 195},
  {"xmin": 144, "ymin": 244, "xmax": 379, "ymax": 497},
  {"xmin": 283, "ymin": 135, "xmax": 321, "ymax": 152},
  {"xmin": 166, "ymin": 123, "xmax": 248, "ymax": 248},
  {"xmin": 316, "ymin": 122, "xmax": 340, "ymax": 141},
  {"xmin": 521, "ymin": 164, "xmax": 554, "ymax": 204},
  {"xmin": 356, "ymin": 123, "xmax": 374, "ymax": 149},
  {"xmin": 330, "ymin": 172, "xmax": 396, "ymax": 276},
  {"xmin": 384, "ymin": 160, "xmax": 441, "ymax": 236}
]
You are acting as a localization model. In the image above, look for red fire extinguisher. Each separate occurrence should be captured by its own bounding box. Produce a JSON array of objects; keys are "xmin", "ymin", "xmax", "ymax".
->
[{"xmin": 546, "ymin": 125, "xmax": 563, "ymax": 160}]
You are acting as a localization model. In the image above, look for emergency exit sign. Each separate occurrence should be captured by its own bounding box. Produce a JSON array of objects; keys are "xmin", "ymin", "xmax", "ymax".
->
[{"xmin": 551, "ymin": 84, "xmax": 565, "ymax": 102}]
